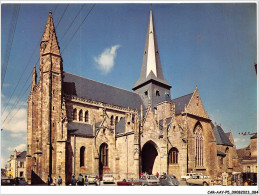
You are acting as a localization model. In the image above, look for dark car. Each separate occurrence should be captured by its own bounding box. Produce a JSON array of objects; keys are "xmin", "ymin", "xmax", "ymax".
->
[
  {"xmin": 117, "ymin": 178, "xmax": 142, "ymax": 186},
  {"xmin": 13, "ymin": 177, "xmax": 28, "ymax": 185},
  {"xmin": 1, "ymin": 178, "xmax": 15, "ymax": 186},
  {"xmin": 159, "ymin": 175, "xmax": 179, "ymax": 186}
]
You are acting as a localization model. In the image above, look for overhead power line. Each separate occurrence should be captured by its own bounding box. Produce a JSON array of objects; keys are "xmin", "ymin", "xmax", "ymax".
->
[
  {"xmin": 56, "ymin": 4, "xmax": 69, "ymax": 29},
  {"xmin": 60, "ymin": 4, "xmax": 86, "ymax": 41},
  {"xmin": 62, "ymin": 4, "xmax": 96, "ymax": 53},
  {"xmin": 1, "ymin": 5, "xmax": 20, "ymax": 88},
  {"xmin": 1, "ymin": 5, "xmax": 60, "ymax": 122},
  {"xmin": 2, "ymin": 4, "xmax": 96, "ymax": 126}
]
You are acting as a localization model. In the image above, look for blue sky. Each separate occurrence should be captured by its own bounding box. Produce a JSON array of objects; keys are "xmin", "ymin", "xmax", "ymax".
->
[{"xmin": 1, "ymin": 3, "xmax": 257, "ymax": 167}]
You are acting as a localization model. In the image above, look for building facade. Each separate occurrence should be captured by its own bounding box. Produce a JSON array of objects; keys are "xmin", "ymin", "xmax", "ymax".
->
[
  {"xmin": 26, "ymin": 9, "xmax": 240, "ymax": 184},
  {"xmin": 7, "ymin": 150, "xmax": 26, "ymax": 178},
  {"xmin": 237, "ymin": 134, "xmax": 257, "ymax": 184}
]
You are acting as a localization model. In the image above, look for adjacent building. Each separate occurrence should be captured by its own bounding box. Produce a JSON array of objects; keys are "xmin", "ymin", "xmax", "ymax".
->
[
  {"xmin": 237, "ymin": 133, "xmax": 257, "ymax": 183},
  {"xmin": 26, "ymin": 9, "xmax": 241, "ymax": 184},
  {"xmin": 7, "ymin": 150, "xmax": 26, "ymax": 178}
]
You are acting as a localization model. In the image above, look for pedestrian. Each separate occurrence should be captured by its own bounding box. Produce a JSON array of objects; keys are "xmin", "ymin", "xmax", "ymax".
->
[
  {"xmin": 244, "ymin": 180, "xmax": 248, "ymax": 186},
  {"xmin": 71, "ymin": 175, "xmax": 77, "ymax": 186},
  {"xmin": 47, "ymin": 175, "xmax": 51, "ymax": 186},
  {"xmin": 84, "ymin": 175, "xmax": 88, "ymax": 186},
  {"xmin": 77, "ymin": 173, "xmax": 83, "ymax": 186},
  {"xmin": 58, "ymin": 176, "xmax": 62, "ymax": 186},
  {"xmin": 156, "ymin": 172, "xmax": 159, "ymax": 178}
]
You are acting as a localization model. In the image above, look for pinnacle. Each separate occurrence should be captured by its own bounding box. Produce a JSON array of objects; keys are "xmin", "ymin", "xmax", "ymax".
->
[{"xmin": 41, "ymin": 11, "xmax": 61, "ymax": 56}]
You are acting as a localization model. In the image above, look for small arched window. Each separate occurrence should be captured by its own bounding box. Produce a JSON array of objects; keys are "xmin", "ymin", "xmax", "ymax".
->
[
  {"xmin": 85, "ymin": 111, "xmax": 89, "ymax": 122},
  {"xmin": 132, "ymin": 114, "xmax": 135, "ymax": 123},
  {"xmin": 73, "ymin": 108, "xmax": 77, "ymax": 121},
  {"xmin": 115, "ymin": 116, "xmax": 119, "ymax": 125},
  {"xmin": 168, "ymin": 147, "xmax": 178, "ymax": 164},
  {"xmin": 110, "ymin": 115, "xmax": 114, "ymax": 125},
  {"xmin": 80, "ymin": 146, "xmax": 85, "ymax": 167},
  {"xmin": 79, "ymin": 110, "xmax": 83, "ymax": 121}
]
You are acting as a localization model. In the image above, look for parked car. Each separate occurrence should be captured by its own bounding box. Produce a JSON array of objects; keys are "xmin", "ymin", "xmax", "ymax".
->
[
  {"xmin": 117, "ymin": 178, "xmax": 142, "ymax": 186},
  {"xmin": 87, "ymin": 175, "xmax": 98, "ymax": 185},
  {"xmin": 186, "ymin": 174, "xmax": 213, "ymax": 186},
  {"xmin": 102, "ymin": 174, "xmax": 114, "ymax": 184},
  {"xmin": 1, "ymin": 178, "xmax": 15, "ymax": 186},
  {"xmin": 159, "ymin": 174, "xmax": 179, "ymax": 186},
  {"xmin": 139, "ymin": 174, "xmax": 160, "ymax": 186},
  {"xmin": 196, "ymin": 173, "xmax": 210, "ymax": 179},
  {"xmin": 181, "ymin": 173, "xmax": 197, "ymax": 181},
  {"xmin": 14, "ymin": 177, "xmax": 28, "ymax": 185}
]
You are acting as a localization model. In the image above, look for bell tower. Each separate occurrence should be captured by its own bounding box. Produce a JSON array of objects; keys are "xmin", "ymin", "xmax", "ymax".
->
[
  {"xmin": 132, "ymin": 8, "xmax": 172, "ymax": 109},
  {"xmin": 39, "ymin": 10, "xmax": 64, "ymax": 182}
]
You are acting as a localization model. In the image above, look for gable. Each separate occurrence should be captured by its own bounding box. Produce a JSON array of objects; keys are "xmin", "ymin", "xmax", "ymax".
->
[{"xmin": 185, "ymin": 88, "xmax": 208, "ymax": 118}]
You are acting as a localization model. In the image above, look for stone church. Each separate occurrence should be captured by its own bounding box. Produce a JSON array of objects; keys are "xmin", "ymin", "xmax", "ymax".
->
[{"xmin": 26, "ymin": 9, "xmax": 240, "ymax": 184}]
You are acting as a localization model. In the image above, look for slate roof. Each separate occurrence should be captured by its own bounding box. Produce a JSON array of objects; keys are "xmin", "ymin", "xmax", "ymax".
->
[
  {"xmin": 211, "ymin": 123, "xmax": 233, "ymax": 146},
  {"xmin": 172, "ymin": 93, "xmax": 193, "ymax": 115},
  {"xmin": 115, "ymin": 118, "xmax": 126, "ymax": 134},
  {"xmin": 236, "ymin": 146, "xmax": 251, "ymax": 160},
  {"xmin": 17, "ymin": 151, "xmax": 26, "ymax": 160},
  {"xmin": 132, "ymin": 10, "xmax": 171, "ymax": 90},
  {"xmin": 63, "ymin": 72, "xmax": 144, "ymax": 111},
  {"xmin": 67, "ymin": 122, "xmax": 93, "ymax": 137},
  {"xmin": 217, "ymin": 150, "xmax": 226, "ymax": 157}
]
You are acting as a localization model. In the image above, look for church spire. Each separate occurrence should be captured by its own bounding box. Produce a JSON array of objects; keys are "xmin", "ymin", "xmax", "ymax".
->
[
  {"xmin": 40, "ymin": 10, "xmax": 61, "ymax": 56},
  {"xmin": 132, "ymin": 8, "xmax": 171, "ymax": 91}
]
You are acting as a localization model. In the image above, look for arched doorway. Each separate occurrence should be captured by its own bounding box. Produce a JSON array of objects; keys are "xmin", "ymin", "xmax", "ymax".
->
[
  {"xmin": 99, "ymin": 143, "xmax": 108, "ymax": 180},
  {"xmin": 141, "ymin": 141, "xmax": 158, "ymax": 174}
]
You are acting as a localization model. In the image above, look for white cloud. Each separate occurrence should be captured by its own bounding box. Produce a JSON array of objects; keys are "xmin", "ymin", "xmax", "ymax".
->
[
  {"xmin": 234, "ymin": 137, "xmax": 247, "ymax": 143},
  {"xmin": 94, "ymin": 44, "xmax": 121, "ymax": 74},
  {"xmin": 10, "ymin": 133, "xmax": 25, "ymax": 138},
  {"xmin": 3, "ymin": 83, "xmax": 11, "ymax": 88},
  {"xmin": 8, "ymin": 143, "xmax": 26, "ymax": 152},
  {"xmin": 1, "ymin": 108, "xmax": 27, "ymax": 133}
]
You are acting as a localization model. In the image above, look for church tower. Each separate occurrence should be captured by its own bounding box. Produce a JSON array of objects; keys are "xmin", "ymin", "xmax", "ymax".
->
[
  {"xmin": 133, "ymin": 9, "xmax": 172, "ymax": 109},
  {"xmin": 26, "ymin": 11, "xmax": 65, "ymax": 184},
  {"xmin": 39, "ymin": 10, "xmax": 65, "ymax": 181}
]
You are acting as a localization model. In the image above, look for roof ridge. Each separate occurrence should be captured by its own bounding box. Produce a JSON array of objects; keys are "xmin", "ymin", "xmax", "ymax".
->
[
  {"xmin": 64, "ymin": 72, "xmax": 141, "ymax": 96},
  {"xmin": 172, "ymin": 92, "xmax": 193, "ymax": 100}
]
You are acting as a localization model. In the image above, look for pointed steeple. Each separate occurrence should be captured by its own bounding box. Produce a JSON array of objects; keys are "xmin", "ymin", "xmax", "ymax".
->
[
  {"xmin": 40, "ymin": 10, "xmax": 61, "ymax": 56},
  {"xmin": 132, "ymin": 9, "xmax": 171, "ymax": 90}
]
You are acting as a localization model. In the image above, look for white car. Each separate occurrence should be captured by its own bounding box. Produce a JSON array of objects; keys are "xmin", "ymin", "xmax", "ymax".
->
[
  {"xmin": 102, "ymin": 174, "xmax": 114, "ymax": 184},
  {"xmin": 181, "ymin": 173, "xmax": 197, "ymax": 181},
  {"xmin": 196, "ymin": 173, "xmax": 210, "ymax": 179},
  {"xmin": 87, "ymin": 175, "xmax": 98, "ymax": 185}
]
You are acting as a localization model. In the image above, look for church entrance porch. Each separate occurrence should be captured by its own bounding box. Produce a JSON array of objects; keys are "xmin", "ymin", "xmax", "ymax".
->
[{"xmin": 141, "ymin": 141, "xmax": 158, "ymax": 175}]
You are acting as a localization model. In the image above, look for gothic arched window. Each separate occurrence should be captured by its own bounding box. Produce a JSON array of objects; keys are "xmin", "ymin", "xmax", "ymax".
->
[
  {"xmin": 85, "ymin": 111, "xmax": 89, "ymax": 122},
  {"xmin": 168, "ymin": 147, "xmax": 178, "ymax": 164},
  {"xmin": 80, "ymin": 146, "xmax": 85, "ymax": 167},
  {"xmin": 110, "ymin": 115, "xmax": 114, "ymax": 126},
  {"xmin": 100, "ymin": 143, "xmax": 108, "ymax": 167},
  {"xmin": 194, "ymin": 123, "xmax": 203, "ymax": 167},
  {"xmin": 115, "ymin": 116, "xmax": 118, "ymax": 125},
  {"xmin": 79, "ymin": 110, "xmax": 83, "ymax": 121},
  {"xmin": 73, "ymin": 108, "xmax": 77, "ymax": 121}
]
